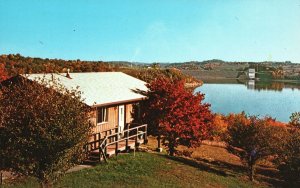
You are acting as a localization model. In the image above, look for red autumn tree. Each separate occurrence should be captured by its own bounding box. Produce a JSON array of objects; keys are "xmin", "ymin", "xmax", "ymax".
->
[
  {"xmin": 0, "ymin": 63, "xmax": 9, "ymax": 82},
  {"xmin": 139, "ymin": 76, "xmax": 213, "ymax": 156}
]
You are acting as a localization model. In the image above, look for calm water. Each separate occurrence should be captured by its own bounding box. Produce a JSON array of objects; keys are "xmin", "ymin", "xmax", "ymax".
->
[{"xmin": 195, "ymin": 83, "xmax": 300, "ymax": 122}]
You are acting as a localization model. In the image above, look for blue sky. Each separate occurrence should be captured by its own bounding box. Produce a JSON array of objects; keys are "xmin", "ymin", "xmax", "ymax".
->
[{"xmin": 0, "ymin": 0, "xmax": 300, "ymax": 63}]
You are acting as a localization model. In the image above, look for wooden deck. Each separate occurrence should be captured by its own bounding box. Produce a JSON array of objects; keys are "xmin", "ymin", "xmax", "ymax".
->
[{"xmin": 84, "ymin": 124, "xmax": 147, "ymax": 164}]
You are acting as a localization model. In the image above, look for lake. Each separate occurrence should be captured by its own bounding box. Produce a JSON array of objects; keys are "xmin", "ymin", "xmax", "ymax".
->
[{"xmin": 195, "ymin": 82, "xmax": 300, "ymax": 122}]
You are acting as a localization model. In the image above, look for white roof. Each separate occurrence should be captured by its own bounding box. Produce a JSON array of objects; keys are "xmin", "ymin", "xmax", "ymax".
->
[{"xmin": 22, "ymin": 72, "xmax": 147, "ymax": 107}]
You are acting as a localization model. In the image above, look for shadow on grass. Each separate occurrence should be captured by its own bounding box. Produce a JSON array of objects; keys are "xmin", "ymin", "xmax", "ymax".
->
[
  {"xmin": 163, "ymin": 155, "xmax": 233, "ymax": 177},
  {"xmin": 163, "ymin": 154, "xmax": 285, "ymax": 187},
  {"xmin": 255, "ymin": 167, "xmax": 284, "ymax": 188}
]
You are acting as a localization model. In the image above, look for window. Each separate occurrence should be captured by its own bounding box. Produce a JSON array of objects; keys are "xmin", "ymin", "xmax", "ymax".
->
[{"xmin": 97, "ymin": 107, "xmax": 108, "ymax": 124}]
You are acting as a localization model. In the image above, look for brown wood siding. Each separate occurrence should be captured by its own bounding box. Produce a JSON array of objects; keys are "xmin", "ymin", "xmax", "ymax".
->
[
  {"xmin": 90, "ymin": 102, "xmax": 138, "ymax": 134},
  {"xmin": 91, "ymin": 106, "xmax": 118, "ymax": 134},
  {"xmin": 108, "ymin": 106, "xmax": 118, "ymax": 130},
  {"xmin": 125, "ymin": 104, "xmax": 134, "ymax": 124}
]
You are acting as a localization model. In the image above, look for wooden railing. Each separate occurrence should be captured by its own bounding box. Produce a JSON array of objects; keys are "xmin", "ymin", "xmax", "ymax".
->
[{"xmin": 84, "ymin": 124, "xmax": 147, "ymax": 162}]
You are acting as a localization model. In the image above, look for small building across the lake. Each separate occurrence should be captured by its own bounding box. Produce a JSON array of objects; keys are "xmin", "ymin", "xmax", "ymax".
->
[{"xmin": 248, "ymin": 68, "xmax": 256, "ymax": 79}]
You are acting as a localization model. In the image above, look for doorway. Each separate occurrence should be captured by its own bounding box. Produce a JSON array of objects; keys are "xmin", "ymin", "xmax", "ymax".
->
[{"xmin": 118, "ymin": 105, "xmax": 125, "ymax": 133}]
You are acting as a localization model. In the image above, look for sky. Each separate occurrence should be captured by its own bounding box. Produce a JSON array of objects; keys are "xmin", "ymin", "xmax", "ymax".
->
[{"xmin": 0, "ymin": 0, "xmax": 300, "ymax": 63}]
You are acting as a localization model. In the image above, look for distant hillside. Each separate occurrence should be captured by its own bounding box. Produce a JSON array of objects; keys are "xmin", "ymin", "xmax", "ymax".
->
[
  {"xmin": 0, "ymin": 54, "xmax": 200, "ymax": 85},
  {"xmin": 161, "ymin": 59, "xmax": 298, "ymax": 69},
  {"xmin": 3, "ymin": 54, "xmax": 299, "ymax": 84},
  {"xmin": 160, "ymin": 60, "xmax": 300, "ymax": 82}
]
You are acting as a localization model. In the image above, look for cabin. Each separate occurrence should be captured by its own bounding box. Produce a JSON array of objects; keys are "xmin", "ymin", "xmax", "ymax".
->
[{"xmin": 2, "ymin": 72, "xmax": 148, "ymax": 162}]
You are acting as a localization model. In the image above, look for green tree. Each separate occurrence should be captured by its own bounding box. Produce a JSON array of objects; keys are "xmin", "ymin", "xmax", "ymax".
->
[
  {"xmin": 151, "ymin": 63, "xmax": 160, "ymax": 69},
  {"xmin": 0, "ymin": 76, "xmax": 93, "ymax": 187},
  {"xmin": 289, "ymin": 112, "xmax": 300, "ymax": 129},
  {"xmin": 224, "ymin": 114, "xmax": 287, "ymax": 181}
]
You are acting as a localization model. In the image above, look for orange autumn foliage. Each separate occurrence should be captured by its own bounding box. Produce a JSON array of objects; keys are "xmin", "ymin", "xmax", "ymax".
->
[
  {"xmin": 226, "ymin": 113, "xmax": 286, "ymax": 128},
  {"xmin": 226, "ymin": 112, "xmax": 251, "ymax": 126},
  {"xmin": 263, "ymin": 117, "xmax": 287, "ymax": 127},
  {"xmin": 0, "ymin": 63, "xmax": 9, "ymax": 82},
  {"xmin": 211, "ymin": 112, "xmax": 286, "ymax": 141},
  {"xmin": 211, "ymin": 114, "xmax": 228, "ymax": 140}
]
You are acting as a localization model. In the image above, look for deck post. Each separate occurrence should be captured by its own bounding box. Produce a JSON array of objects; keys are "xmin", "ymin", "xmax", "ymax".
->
[
  {"xmin": 98, "ymin": 133, "xmax": 101, "ymax": 148},
  {"xmin": 135, "ymin": 127, "xmax": 139, "ymax": 147},
  {"xmin": 125, "ymin": 125, "xmax": 129, "ymax": 151},
  {"xmin": 115, "ymin": 129, "xmax": 119, "ymax": 156},
  {"xmin": 93, "ymin": 134, "xmax": 97, "ymax": 149},
  {"xmin": 100, "ymin": 148, "xmax": 107, "ymax": 163},
  {"xmin": 156, "ymin": 134, "xmax": 163, "ymax": 152},
  {"xmin": 104, "ymin": 138, "xmax": 107, "ymax": 156},
  {"xmin": 110, "ymin": 129, "xmax": 112, "ymax": 142},
  {"xmin": 144, "ymin": 124, "xmax": 148, "ymax": 144},
  {"xmin": 100, "ymin": 137, "xmax": 108, "ymax": 163}
]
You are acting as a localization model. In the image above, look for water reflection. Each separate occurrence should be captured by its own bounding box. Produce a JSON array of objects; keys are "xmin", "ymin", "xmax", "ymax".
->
[
  {"xmin": 196, "ymin": 83, "xmax": 300, "ymax": 122},
  {"xmin": 247, "ymin": 80, "xmax": 255, "ymax": 90},
  {"xmin": 245, "ymin": 80, "xmax": 300, "ymax": 91}
]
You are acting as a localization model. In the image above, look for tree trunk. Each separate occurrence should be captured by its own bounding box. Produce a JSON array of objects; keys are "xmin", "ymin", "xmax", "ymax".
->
[
  {"xmin": 249, "ymin": 164, "xmax": 255, "ymax": 181},
  {"xmin": 40, "ymin": 180, "xmax": 53, "ymax": 188},
  {"xmin": 157, "ymin": 134, "xmax": 161, "ymax": 149},
  {"xmin": 168, "ymin": 142, "xmax": 175, "ymax": 156},
  {"xmin": 0, "ymin": 172, "xmax": 3, "ymax": 185},
  {"xmin": 169, "ymin": 148, "xmax": 175, "ymax": 156},
  {"xmin": 156, "ymin": 134, "xmax": 163, "ymax": 152}
]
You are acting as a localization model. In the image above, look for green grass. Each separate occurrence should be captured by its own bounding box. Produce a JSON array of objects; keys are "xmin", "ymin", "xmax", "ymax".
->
[
  {"xmin": 4, "ymin": 152, "xmax": 264, "ymax": 188},
  {"xmin": 256, "ymin": 71, "xmax": 273, "ymax": 81}
]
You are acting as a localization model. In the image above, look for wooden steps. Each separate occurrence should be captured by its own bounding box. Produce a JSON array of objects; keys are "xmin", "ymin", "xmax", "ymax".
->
[{"xmin": 83, "ymin": 139, "xmax": 145, "ymax": 165}]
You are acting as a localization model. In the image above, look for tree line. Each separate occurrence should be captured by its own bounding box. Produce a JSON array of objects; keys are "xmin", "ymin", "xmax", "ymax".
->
[{"xmin": 0, "ymin": 54, "xmax": 199, "ymax": 84}]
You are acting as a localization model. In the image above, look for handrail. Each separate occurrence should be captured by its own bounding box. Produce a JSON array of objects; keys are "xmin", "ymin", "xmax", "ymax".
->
[
  {"xmin": 105, "ymin": 130, "xmax": 147, "ymax": 147},
  {"xmin": 99, "ymin": 136, "xmax": 108, "ymax": 148},
  {"xmin": 94, "ymin": 122, "xmax": 139, "ymax": 132},
  {"xmin": 85, "ymin": 124, "xmax": 147, "ymax": 161},
  {"xmin": 90, "ymin": 123, "xmax": 146, "ymax": 137},
  {"xmin": 100, "ymin": 124, "xmax": 147, "ymax": 139},
  {"xmin": 98, "ymin": 124, "xmax": 147, "ymax": 147},
  {"xmin": 85, "ymin": 124, "xmax": 147, "ymax": 154}
]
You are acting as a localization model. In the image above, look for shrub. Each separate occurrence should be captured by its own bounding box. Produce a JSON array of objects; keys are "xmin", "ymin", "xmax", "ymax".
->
[
  {"xmin": 0, "ymin": 76, "xmax": 93, "ymax": 187},
  {"xmin": 289, "ymin": 112, "xmax": 300, "ymax": 129},
  {"xmin": 277, "ymin": 130, "xmax": 300, "ymax": 186},
  {"xmin": 276, "ymin": 113, "xmax": 300, "ymax": 186},
  {"xmin": 211, "ymin": 114, "xmax": 228, "ymax": 141},
  {"xmin": 224, "ymin": 113, "xmax": 287, "ymax": 181}
]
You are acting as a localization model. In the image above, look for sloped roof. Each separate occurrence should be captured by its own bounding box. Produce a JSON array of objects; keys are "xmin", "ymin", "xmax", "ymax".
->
[{"xmin": 22, "ymin": 72, "xmax": 147, "ymax": 107}]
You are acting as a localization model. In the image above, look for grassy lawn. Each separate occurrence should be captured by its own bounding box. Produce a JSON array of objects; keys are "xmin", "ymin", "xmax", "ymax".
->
[{"xmin": 4, "ymin": 151, "xmax": 266, "ymax": 188}]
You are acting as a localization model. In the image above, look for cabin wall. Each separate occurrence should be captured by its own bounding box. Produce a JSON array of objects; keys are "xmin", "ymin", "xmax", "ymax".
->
[
  {"xmin": 108, "ymin": 106, "xmax": 118, "ymax": 130},
  {"xmin": 125, "ymin": 103, "xmax": 134, "ymax": 124},
  {"xmin": 90, "ymin": 103, "xmax": 137, "ymax": 135},
  {"xmin": 91, "ymin": 106, "xmax": 118, "ymax": 134}
]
